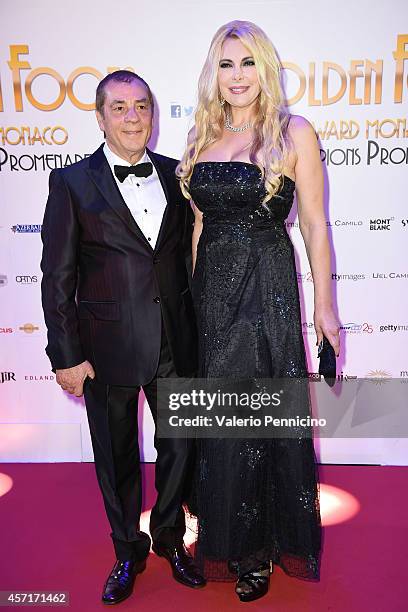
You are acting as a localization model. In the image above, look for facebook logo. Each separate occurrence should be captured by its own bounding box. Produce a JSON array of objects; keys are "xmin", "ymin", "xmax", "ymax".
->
[{"xmin": 171, "ymin": 105, "xmax": 182, "ymax": 118}]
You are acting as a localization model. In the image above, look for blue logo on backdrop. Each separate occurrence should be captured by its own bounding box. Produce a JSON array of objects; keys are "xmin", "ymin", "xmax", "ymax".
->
[
  {"xmin": 170, "ymin": 104, "xmax": 194, "ymax": 118},
  {"xmin": 11, "ymin": 224, "xmax": 42, "ymax": 233},
  {"xmin": 171, "ymin": 104, "xmax": 182, "ymax": 118}
]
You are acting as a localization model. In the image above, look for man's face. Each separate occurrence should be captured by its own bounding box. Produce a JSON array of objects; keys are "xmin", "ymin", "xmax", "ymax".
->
[{"xmin": 96, "ymin": 79, "xmax": 153, "ymax": 163}]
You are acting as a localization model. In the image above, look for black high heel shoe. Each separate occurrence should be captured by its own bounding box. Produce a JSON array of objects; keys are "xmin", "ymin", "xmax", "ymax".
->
[{"xmin": 235, "ymin": 561, "xmax": 272, "ymax": 603}]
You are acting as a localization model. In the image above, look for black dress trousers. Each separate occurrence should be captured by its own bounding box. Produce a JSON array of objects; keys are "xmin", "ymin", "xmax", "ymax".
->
[{"xmin": 83, "ymin": 324, "xmax": 192, "ymax": 561}]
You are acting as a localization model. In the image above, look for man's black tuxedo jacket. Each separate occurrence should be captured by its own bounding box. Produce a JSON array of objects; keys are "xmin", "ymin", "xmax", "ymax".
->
[{"xmin": 41, "ymin": 144, "xmax": 197, "ymax": 386}]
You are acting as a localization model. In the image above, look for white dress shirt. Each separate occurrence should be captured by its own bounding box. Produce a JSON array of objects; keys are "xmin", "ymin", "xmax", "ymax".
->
[{"xmin": 103, "ymin": 143, "xmax": 167, "ymax": 248}]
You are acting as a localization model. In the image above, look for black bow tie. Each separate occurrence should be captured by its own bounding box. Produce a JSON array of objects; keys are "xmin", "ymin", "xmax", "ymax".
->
[{"xmin": 114, "ymin": 162, "xmax": 153, "ymax": 182}]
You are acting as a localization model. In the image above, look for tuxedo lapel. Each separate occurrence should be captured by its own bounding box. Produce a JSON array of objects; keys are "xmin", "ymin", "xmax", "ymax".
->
[
  {"xmin": 86, "ymin": 145, "xmax": 153, "ymax": 251},
  {"xmin": 147, "ymin": 149, "xmax": 176, "ymax": 254}
]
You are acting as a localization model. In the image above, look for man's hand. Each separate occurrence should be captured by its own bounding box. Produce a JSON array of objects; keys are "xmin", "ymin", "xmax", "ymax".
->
[{"xmin": 56, "ymin": 360, "xmax": 95, "ymax": 397}]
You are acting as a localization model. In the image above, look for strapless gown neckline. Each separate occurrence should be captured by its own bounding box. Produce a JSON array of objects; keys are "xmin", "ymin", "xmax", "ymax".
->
[{"xmin": 194, "ymin": 160, "xmax": 295, "ymax": 186}]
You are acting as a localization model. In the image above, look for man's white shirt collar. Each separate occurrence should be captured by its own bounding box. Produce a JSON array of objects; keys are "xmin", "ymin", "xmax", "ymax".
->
[
  {"xmin": 103, "ymin": 143, "xmax": 150, "ymax": 172},
  {"xmin": 101, "ymin": 142, "xmax": 166, "ymax": 248}
]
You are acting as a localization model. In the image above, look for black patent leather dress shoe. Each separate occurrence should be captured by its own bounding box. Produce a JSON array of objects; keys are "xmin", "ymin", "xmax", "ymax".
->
[
  {"xmin": 102, "ymin": 559, "xmax": 146, "ymax": 605},
  {"xmin": 152, "ymin": 542, "xmax": 206, "ymax": 588}
]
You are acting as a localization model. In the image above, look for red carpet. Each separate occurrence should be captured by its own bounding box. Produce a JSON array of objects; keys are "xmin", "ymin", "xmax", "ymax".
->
[{"xmin": 0, "ymin": 463, "xmax": 406, "ymax": 611}]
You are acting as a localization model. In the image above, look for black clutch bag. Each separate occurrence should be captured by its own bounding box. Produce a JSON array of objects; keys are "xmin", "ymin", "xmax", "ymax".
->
[{"xmin": 318, "ymin": 335, "xmax": 336, "ymax": 386}]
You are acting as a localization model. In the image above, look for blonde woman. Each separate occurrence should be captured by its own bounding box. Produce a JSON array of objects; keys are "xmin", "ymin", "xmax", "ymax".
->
[{"xmin": 177, "ymin": 21, "xmax": 339, "ymax": 602}]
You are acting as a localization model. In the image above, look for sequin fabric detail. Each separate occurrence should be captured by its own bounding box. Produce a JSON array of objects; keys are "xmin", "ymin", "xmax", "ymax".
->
[{"xmin": 188, "ymin": 162, "xmax": 321, "ymax": 582}]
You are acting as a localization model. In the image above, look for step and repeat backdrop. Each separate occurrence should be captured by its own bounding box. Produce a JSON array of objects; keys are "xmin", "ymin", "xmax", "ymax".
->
[{"xmin": 0, "ymin": 0, "xmax": 407, "ymax": 464}]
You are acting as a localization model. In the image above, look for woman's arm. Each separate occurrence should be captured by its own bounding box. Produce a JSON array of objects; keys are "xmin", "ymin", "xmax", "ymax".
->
[
  {"xmin": 192, "ymin": 203, "xmax": 203, "ymax": 274},
  {"xmin": 289, "ymin": 115, "xmax": 340, "ymax": 355}
]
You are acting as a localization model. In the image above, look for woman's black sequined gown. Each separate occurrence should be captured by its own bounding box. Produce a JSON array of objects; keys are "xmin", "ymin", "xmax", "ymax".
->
[{"xmin": 188, "ymin": 161, "xmax": 321, "ymax": 581}]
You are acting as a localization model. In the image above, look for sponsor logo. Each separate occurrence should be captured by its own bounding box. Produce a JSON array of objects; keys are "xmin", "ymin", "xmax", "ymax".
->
[
  {"xmin": 16, "ymin": 275, "xmax": 38, "ymax": 283},
  {"xmin": 337, "ymin": 372, "xmax": 358, "ymax": 381},
  {"xmin": 0, "ymin": 327, "xmax": 13, "ymax": 333},
  {"xmin": 1, "ymin": 371, "xmax": 16, "ymax": 383},
  {"xmin": 340, "ymin": 322, "xmax": 408, "ymax": 334},
  {"xmin": 297, "ymin": 271, "xmax": 313, "ymax": 282},
  {"xmin": 372, "ymin": 272, "xmax": 408, "ymax": 279},
  {"xmin": 290, "ymin": 220, "xmax": 365, "ymax": 229},
  {"xmin": 332, "ymin": 273, "xmax": 365, "ymax": 281},
  {"xmin": 379, "ymin": 324, "xmax": 408, "ymax": 332},
  {"xmin": 327, "ymin": 219, "xmax": 363, "ymax": 227},
  {"xmin": 340, "ymin": 322, "xmax": 374, "ymax": 334},
  {"xmin": 310, "ymin": 370, "xmax": 357, "ymax": 382},
  {"xmin": 302, "ymin": 322, "xmax": 315, "ymax": 335},
  {"xmin": 369, "ymin": 217, "xmax": 394, "ymax": 231},
  {"xmin": 11, "ymin": 224, "xmax": 42, "ymax": 233},
  {"xmin": 24, "ymin": 375, "xmax": 55, "ymax": 381},
  {"xmin": 365, "ymin": 369, "xmax": 392, "ymax": 384},
  {"xmin": 402, "ymin": 219, "xmax": 408, "ymax": 228},
  {"xmin": 0, "ymin": 274, "xmax": 7, "ymax": 287},
  {"xmin": 19, "ymin": 323, "xmax": 40, "ymax": 334},
  {"xmin": 170, "ymin": 104, "xmax": 193, "ymax": 118}
]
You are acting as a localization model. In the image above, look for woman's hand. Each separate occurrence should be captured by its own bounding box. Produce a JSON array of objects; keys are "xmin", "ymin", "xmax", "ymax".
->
[{"xmin": 314, "ymin": 306, "xmax": 340, "ymax": 356}]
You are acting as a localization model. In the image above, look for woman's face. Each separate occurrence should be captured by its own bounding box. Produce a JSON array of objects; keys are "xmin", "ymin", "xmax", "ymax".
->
[{"xmin": 217, "ymin": 37, "xmax": 261, "ymax": 110}]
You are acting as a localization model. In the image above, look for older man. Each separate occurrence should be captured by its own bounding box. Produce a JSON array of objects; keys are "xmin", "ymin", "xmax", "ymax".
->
[{"xmin": 41, "ymin": 70, "xmax": 205, "ymax": 605}]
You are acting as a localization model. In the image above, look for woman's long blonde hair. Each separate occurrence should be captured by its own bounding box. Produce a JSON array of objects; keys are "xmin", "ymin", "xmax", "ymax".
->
[{"xmin": 176, "ymin": 20, "xmax": 291, "ymax": 204}]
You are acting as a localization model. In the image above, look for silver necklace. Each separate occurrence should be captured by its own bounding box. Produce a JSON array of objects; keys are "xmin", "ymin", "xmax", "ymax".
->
[{"xmin": 225, "ymin": 112, "xmax": 252, "ymax": 133}]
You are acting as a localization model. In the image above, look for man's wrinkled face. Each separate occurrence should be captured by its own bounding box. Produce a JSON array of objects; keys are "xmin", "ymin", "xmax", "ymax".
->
[{"xmin": 96, "ymin": 79, "xmax": 153, "ymax": 163}]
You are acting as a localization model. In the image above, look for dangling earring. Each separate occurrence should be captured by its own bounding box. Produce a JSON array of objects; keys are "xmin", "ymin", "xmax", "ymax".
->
[{"xmin": 219, "ymin": 95, "xmax": 225, "ymax": 107}]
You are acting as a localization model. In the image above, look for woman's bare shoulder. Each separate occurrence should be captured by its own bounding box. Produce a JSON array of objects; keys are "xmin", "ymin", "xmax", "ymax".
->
[{"xmin": 287, "ymin": 114, "xmax": 317, "ymax": 142}]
